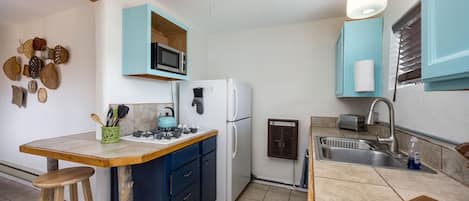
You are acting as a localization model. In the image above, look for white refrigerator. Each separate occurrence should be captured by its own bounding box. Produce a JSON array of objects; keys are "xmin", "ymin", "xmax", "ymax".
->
[{"xmin": 179, "ymin": 79, "xmax": 252, "ymax": 201}]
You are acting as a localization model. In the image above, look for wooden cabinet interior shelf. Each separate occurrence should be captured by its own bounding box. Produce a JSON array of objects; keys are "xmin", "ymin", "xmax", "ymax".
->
[{"xmin": 151, "ymin": 12, "xmax": 187, "ymax": 53}]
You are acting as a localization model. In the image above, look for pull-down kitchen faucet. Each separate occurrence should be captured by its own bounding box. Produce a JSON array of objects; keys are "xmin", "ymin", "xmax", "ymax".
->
[{"xmin": 366, "ymin": 97, "xmax": 398, "ymax": 154}]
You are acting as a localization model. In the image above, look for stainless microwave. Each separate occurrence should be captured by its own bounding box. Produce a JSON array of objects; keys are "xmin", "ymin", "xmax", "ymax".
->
[{"xmin": 151, "ymin": 43, "xmax": 187, "ymax": 75}]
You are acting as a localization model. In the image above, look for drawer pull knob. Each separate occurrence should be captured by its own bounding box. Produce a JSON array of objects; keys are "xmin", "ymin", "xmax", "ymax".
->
[
  {"xmin": 183, "ymin": 192, "xmax": 192, "ymax": 200},
  {"xmin": 184, "ymin": 171, "xmax": 193, "ymax": 177}
]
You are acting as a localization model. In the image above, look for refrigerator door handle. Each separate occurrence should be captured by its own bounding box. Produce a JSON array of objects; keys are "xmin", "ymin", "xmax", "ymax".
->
[
  {"xmin": 232, "ymin": 123, "xmax": 238, "ymax": 159},
  {"xmin": 232, "ymin": 86, "xmax": 239, "ymax": 121}
]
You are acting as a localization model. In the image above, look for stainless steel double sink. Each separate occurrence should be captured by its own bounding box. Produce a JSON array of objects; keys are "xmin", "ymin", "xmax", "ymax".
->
[{"xmin": 315, "ymin": 136, "xmax": 436, "ymax": 174}]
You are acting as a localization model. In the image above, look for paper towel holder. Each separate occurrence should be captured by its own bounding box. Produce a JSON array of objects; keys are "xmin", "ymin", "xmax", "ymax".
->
[{"xmin": 354, "ymin": 59, "xmax": 375, "ymax": 92}]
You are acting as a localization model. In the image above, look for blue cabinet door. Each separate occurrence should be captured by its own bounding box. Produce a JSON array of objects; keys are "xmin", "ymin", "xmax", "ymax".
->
[
  {"xmin": 336, "ymin": 17, "xmax": 382, "ymax": 97},
  {"xmin": 336, "ymin": 27, "xmax": 344, "ymax": 97},
  {"xmin": 201, "ymin": 151, "xmax": 216, "ymax": 201},
  {"xmin": 130, "ymin": 155, "xmax": 171, "ymax": 201},
  {"xmin": 422, "ymin": 0, "xmax": 469, "ymax": 91}
]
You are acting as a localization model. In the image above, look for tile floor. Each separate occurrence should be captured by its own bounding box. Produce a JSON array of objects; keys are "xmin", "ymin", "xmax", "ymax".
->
[
  {"xmin": 0, "ymin": 176, "xmax": 39, "ymax": 201},
  {"xmin": 0, "ymin": 175, "xmax": 307, "ymax": 201},
  {"xmin": 237, "ymin": 183, "xmax": 307, "ymax": 201}
]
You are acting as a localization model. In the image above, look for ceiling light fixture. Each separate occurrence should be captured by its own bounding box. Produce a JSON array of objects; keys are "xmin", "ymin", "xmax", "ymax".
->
[{"xmin": 347, "ymin": 0, "xmax": 387, "ymax": 19}]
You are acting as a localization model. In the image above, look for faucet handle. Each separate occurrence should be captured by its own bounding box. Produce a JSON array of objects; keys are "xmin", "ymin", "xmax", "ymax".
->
[{"xmin": 377, "ymin": 136, "xmax": 394, "ymax": 143}]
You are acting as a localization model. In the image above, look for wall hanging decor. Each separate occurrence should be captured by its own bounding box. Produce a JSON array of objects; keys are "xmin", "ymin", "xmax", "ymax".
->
[
  {"xmin": 41, "ymin": 47, "xmax": 55, "ymax": 60},
  {"xmin": 32, "ymin": 37, "xmax": 47, "ymax": 51},
  {"xmin": 17, "ymin": 39, "xmax": 34, "ymax": 59},
  {"xmin": 12, "ymin": 85, "xmax": 27, "ymax": 107},
  {"xmin": 40, "ymin": 63, "xmax": 59, "ymax": 89},
  {"xmin": 53, "ymin": 45, "xmax": 69, "ymax": 64},
  {"xmin": 22, "ymin": 65, "xmax": 30, "ymax": 77},
  {"xmin": 3, "ymin": 56, "xmax": 21, "ymax": 81},
  {"xmin": 28, "ymin": 56, "xmax": 44, "ymax": 79},
  {"xmin": 28, "ymin": 80, "xmax": 38, "ymax": 93},
  {"xmin": 3, "ymin": 36, "xmax": 70, "ymax": 108},
  {"xmin": 37, "ymin": 88, "xmax": 48, "ymax": 103}
]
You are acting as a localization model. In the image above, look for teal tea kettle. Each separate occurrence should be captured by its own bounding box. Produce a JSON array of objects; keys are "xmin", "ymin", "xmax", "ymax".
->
[{"xmin": 158, "ymin": 107, "xmax": 176, "ymax": 129}]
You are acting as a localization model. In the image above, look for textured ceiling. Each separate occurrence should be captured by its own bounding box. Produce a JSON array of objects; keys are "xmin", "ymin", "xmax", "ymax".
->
[
  {"xmin": 0, "ymin": 0, "xmax": 88, "ymax": 25},
  {"xmin": 156, "ymin": 0, "xmax": 347, "ymax": 33},
  {"xmin": 0, "ymin": 0, "xmax": 347, "ymax": 32}
]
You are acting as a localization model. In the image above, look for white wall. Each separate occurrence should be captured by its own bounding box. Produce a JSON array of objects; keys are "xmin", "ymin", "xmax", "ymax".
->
[
  {"xmin": 95, "ymin": 0, "xmax": 208, "ymax": 117},
  {"xmin": 0, "ymin": 4, "xmax": 96, "ymax": 172},
  {"xmin": 94, "ymin": 0, "xmax": 208, "ymax": 200},
  {"xmin": 0, "ymin": 4, "xmax": 97, "ymax": 200},
  {"xmin": 379, "ymin": 0, "xmax": 469, "ymax": 143},
  {"xmin": 206, "ymin": 18, "xmax": 369, "ymax": 184}
]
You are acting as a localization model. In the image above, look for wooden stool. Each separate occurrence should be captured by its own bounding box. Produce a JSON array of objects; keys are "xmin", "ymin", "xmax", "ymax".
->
[{"xmin": 33, "ymin": 167, "xmax": 95, "ymax": 201}]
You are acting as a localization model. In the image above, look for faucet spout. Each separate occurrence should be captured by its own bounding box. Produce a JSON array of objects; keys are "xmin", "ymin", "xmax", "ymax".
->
[{"xmin": 366, "ymin": 97, "xmax": 398, "ymax": 153}]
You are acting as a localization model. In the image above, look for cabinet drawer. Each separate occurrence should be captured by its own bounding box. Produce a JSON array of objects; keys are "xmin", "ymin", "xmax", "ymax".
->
[
  {"xmin": 171, "ymin": 143, "xmax": 199, "ymax": 170},
  {"xmin": 171, "ymin": 159, "xmax": 200, "ymax": 195},
  {"xmin": 172, "ymin": 183, "xmax": 199, "ymax": 201},
  {"xmin": 201, "ymin": 137, "xmax": 217, "ymax": 155}
]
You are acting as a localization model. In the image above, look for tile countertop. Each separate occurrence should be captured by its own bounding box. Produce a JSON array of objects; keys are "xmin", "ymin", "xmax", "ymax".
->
[
  {"xmin": 309, "ymin": 126, "xmax": 469, "ymax": 201},
  {"xmin": 19, "ymin": 130, "xmax": 218, "ymax": 167}
]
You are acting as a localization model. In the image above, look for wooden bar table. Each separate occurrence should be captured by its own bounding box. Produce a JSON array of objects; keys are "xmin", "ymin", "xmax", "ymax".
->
[{"xmin": 20, "ymin": 130, "xmax": 217, "ymax": 201}]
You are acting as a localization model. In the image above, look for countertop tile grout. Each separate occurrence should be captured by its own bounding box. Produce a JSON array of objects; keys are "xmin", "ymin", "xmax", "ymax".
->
[
  {"xmin": 314, "ymin": 175, "xmax": 388, "ymax": 187},
  {"xmin": 373, "ymin": 168, "xmax": 405, "ymax": 201}
]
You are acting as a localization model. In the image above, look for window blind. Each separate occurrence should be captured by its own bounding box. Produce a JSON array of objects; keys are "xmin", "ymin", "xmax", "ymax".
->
[{"xmin": 392, "ymin": 3, "xmax": 421, "ymax": 84}]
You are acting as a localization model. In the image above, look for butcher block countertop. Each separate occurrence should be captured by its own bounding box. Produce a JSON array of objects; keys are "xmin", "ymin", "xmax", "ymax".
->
[
  {"xmin": 308, "ymin": 118, "xmax": 469, "ymax": 201},
  {"xmin": 19, "ymin": 130, "xmax": 217, "ymax": 168}
]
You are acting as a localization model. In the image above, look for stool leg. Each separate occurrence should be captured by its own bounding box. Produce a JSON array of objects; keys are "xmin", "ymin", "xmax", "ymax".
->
[
  {"xmin": 82, "ymin": 178, "xmax": 93, "ymax": 201},
  {"xmin": 69, "ymin": 183, "xmax": 78, "ymax": 201},
  {"xmin": 53, "ymin": 187, "xmax": 64, "ymax": 201},
  {"xmin": 46, "ymin": 158, "xmax": 59, "ymax": 200},
  {"xmin": 39, "ymin": 189, "xmax": 49, "ymax": 201}
]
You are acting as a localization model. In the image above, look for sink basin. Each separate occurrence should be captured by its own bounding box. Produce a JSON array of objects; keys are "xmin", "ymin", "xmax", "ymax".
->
[{"xmin": 315, "ymin": 136, "xmax": 436, "ymax": 174}]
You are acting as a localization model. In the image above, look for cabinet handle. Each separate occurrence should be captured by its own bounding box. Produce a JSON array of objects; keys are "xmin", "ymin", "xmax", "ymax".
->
[
  {"xmin": 183, "ymin": 192, "xmax": 192, "ymax": 201},
  {"xmin": 184, "ymin": 171, "xmax": 193, "ymax": 177}
]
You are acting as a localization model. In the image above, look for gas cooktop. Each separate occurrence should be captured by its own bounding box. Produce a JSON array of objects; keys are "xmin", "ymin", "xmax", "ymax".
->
[{"xmin": 121, "ymin": 125, "xmax": 207, "ymax": 145}]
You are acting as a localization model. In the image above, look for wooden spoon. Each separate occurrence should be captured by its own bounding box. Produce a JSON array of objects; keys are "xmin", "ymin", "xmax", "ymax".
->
[{"xmin": 90, "ymin": 113, "xmax": 104, "ymax": 127}]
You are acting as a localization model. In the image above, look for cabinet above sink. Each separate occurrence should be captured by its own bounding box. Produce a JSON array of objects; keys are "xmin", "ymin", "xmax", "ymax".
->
[
  {"xmin": 123, "ymin": 4, "xmax": 189, "ymax": 80},
  {"xmin": 335, "ymin": 17, "xmax": 383, "ymax": 98}
]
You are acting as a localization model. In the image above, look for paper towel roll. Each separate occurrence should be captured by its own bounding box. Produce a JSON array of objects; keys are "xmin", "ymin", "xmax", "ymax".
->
[{"xmin": 354, "ymin": 60, "xmax": 375, "ymax": 92}]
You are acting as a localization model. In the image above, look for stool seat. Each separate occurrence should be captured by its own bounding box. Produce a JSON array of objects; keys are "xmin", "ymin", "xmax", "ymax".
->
[{"xmin": 33, "ymin": 167, "xmax": 94, "ymax": 189}]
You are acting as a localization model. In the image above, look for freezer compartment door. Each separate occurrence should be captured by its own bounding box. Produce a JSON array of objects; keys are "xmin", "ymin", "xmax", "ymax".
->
[
  {"xmin": 227, "ymin": 118, "xmax": 252, "ymax": 201},
  {"xmin": 227, "ymin": 79, "xmax": 252, "ymax": 121}
]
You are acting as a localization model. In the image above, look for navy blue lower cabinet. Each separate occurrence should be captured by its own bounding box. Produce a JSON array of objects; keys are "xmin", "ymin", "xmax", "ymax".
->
[
  {"xmin": 110, "ymin": 136, "xmax": 217, "ymax": 201},
  {"xmin": 170, "ymin": 159, "xmax": 200, "ymax": 196},
  {"xmin": 201, "ymin": 151, "xmax": 216, "ymax": 201},
  {"xmin": 132, "ymin": 156, "xmax": 171, "ymax": 201}
]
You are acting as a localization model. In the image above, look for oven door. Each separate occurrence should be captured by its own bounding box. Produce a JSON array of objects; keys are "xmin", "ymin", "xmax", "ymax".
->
[{"xmin": 153, "ymin": 43, "xmax": 186, "ymax": 75}]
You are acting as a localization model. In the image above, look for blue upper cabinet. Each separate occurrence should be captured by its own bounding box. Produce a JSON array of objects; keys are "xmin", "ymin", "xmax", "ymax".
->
[
  {"xmin": 123, "ymin": 4, "xmax": 189, "ymax": 80},
  {"xmin": 421, "ymin": 0, "xmax": 469, "ymax": 91},
  {"xmin": 335, "ymin": 27, "xmax": 344, "ymax": 97},
  {"xmin": 336, "ymin": 17, "xmax": 383, "ymax": 98}
]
